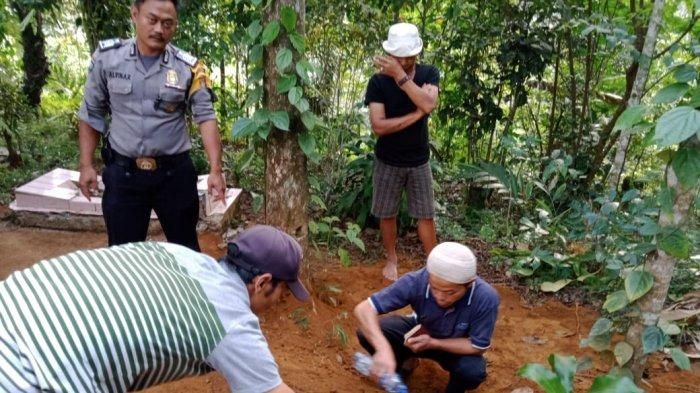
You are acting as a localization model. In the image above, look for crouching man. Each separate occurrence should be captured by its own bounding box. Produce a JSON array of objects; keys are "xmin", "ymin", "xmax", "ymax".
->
[
  {"xmin": 354, "ymin": 242, "xmax": 500, "ymax": 392},
  {"xmin": 0, "ymin": 225, "xmax": 306, "ymax": 393}
]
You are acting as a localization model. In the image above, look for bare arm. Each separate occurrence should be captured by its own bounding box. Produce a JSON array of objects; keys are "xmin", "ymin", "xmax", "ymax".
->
[
  {"xmin": 78, "ymin": 121, "xmax": 101, "ymax": 200},
  {"xmin": 368, "ymin": 103, "xmax": 425, "ymax": 137},
  {"xmin": 405, "ymin": 335, "xmax": 486, "ymax": 356},
  {"xmin": 374, "ymin": 56, "xmax": 439, "ymax": 114},
  {"xmin": 198, "ymin": 119, "xmax": 226, "ymax": 202},
  {"xmin": 400, "ymin": 82, "xmax": 438, "ymax": 114},
  {"xmin": 266, "ymin": 382, "xmax": 295, "ymax": 393},
  {"xmin": 353, "ymin": 300, "xmax": 396, "ymax": 377}
]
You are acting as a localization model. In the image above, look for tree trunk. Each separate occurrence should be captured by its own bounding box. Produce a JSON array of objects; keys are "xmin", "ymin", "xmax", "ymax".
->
[
  {"xmin": 264, "ymin": 0, "xmax": 309, "ymax": 246},
  {"xmin": 1, "ymin": 129, "xmax": 22, "ymax": 168},
  {"xmin": 583, "ymin": 0, "xmax": 646, "ymax": 187},
  {"xmin": 625, "ymin": 136, "xmax": 699, "ymax": 382},
  {"xmin": 10, "ymin": 2, "xmax": 49, "ymax": 108},
  {"xmin": 607, "ymin": 0, "xmax": 664, "ymax": 192},
  {"xmin": 78, "ymin": 0, "xmax": 131, "ymax": 53}
]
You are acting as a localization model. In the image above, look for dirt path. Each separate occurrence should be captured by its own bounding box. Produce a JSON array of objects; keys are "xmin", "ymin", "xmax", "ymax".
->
[{"xmin": 0, "ymin": 226, "xmax": 696, "ymax": 392}]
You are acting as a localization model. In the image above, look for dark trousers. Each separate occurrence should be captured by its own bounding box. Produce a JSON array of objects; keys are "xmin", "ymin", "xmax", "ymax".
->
[
  {"xmin": 357, "ymin": 315, "xmax": 487, "ymax": 393},
  {"xmin": 101, "ymin": 155, "xmax": 200, "ymax": 251}
]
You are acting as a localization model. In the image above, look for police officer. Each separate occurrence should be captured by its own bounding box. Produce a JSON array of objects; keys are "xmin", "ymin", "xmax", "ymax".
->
[{"xmin": 78, "ymin": 0, "xmax": 225, "ymax": 251}]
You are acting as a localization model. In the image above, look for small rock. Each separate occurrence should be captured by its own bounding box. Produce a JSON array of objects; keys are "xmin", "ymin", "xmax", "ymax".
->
[
  {"xmin": 336, "ymin": 353, "xmax": 343, "ymax": 365},
  {"xmin": 521, "ymin": 336, "xmax": 548, "ymax": 345},
  {"xmin": 511, "ymin": 388, "xmax": 534, "ymax": 393}
]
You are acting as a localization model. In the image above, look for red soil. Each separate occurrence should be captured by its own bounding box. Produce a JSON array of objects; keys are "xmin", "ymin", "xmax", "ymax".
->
[{"xmin": 0, "ymin": 227, "xmax": 696, "ymax": 392}]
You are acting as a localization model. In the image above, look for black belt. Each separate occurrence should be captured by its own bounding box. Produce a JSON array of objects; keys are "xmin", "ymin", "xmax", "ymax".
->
[{"xmin": 109, "ymin": 149, "xmax": 190, "ymax": 171}]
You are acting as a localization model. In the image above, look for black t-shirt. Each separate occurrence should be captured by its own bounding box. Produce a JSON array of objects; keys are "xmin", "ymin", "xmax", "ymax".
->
[{"xmin": 364, "ymin": 64, "xmax": 440, "ymax": 167}]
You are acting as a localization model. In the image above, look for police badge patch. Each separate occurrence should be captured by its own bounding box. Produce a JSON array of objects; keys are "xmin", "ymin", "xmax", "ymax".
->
[{"xmin": 166, "ymin": 70, "xmax": 179, "ymax": 87}]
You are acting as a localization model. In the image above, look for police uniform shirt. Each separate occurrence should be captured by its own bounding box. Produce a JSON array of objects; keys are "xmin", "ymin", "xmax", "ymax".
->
[{"xmin": 78, "ymin": 38, "xmax": 216, "ymax": 158}]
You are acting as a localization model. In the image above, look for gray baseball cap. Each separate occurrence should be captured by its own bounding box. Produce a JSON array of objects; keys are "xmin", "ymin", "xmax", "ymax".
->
[{"xmin": 226, "ymin": 225, "xmax": 310, "ymax": 301}]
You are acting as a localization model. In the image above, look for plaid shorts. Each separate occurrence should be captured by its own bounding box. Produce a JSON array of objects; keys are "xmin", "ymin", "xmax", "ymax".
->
[{"xmin": 372, "ymin": 158, "xmax": 435, "ymax": 219}]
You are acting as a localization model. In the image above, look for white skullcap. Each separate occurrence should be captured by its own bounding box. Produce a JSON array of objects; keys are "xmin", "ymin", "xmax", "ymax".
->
[{"xmin": 426, "ymin": 242, "xmax": 477, "ymax": 284}]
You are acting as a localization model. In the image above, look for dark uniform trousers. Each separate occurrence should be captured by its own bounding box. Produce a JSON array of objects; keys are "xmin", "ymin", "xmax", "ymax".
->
[
  {"xmin": 101, "ymin": 151, "xmax": 200, "ymax": 251},
  {"xmin": 357, "ymin": 315, "xmax": 487, "ymax": 393}
]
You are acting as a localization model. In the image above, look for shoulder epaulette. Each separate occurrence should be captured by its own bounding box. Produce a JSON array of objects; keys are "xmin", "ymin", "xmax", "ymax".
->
[
  {"xmin": 98, "ymin": 38, "xmax": 122, "ymax": 52},
  {"xmin": 175, "ymin": 49, "xmax": 198, "ymax": 67}
]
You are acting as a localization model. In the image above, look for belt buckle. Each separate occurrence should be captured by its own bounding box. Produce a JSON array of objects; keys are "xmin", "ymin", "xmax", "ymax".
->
[{"xmin": 135, "ymin": 157, "xmax": 157, "ymax": 171}]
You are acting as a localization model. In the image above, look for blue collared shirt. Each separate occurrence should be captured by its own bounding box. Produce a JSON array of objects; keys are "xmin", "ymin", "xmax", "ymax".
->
[{"xmin": 369, "ymin": 268, "xmax": 500, "ymax": 349}]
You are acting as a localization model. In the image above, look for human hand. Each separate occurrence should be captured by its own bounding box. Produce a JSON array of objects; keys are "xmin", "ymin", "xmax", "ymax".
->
[
  {"xmin": 404, "ymin": 334, "xmax": 432, "ymax": 353},
  {"xmin": 208, "ymin": 171, "xmax": 226, "ymax": 203},
  {"xmin": 78, "ymin": 165, "xmax": 98, "ymax": 201},
  {"xmin": 373, "ymin": 55, "xmax": 404, "ymax": 79},
  {"xmin": 370, "ymin": 350, "xmax": 396, "ymax": 382}
]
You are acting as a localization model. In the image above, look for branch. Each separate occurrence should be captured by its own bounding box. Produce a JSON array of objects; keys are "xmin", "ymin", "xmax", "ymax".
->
[
  {"xmin": 644, "ymin": 55, "xmax": 699, "ymax": 96},
  {"xmin": 653, "ymin": 12, "xmax": 698, "ymax": 60}
]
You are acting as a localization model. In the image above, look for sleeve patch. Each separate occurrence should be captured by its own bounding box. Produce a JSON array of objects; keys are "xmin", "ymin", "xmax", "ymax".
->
[
  {"xmin": 188, "ymin": 61, "xmax": 213, "ymax": 98},
  {"xmin": 176, "ymin": 50, "xmax": 198, "ymax": 67},
  {"xmin": 98, "ymin": 38, "xmax": 122, "ymax": 51}
]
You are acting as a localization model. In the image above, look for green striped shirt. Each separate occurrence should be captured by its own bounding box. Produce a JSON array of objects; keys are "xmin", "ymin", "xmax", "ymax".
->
[{"xmin": 0, "ymin": 242, "xmax": 226, "ymax": 392}]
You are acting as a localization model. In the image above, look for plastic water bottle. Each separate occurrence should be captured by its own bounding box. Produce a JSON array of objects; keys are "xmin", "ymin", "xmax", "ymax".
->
[{"xmin": 353, "ymin": 352, "xmax": 409, "ymax": 393}]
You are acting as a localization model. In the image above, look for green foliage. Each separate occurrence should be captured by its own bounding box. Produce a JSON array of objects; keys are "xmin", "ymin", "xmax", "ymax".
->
[
  {"xmin": 289, "ymin": 307, "xmax": 309, "ymax": 330},
  {"xmin": 517, "ymin": 353, "xmax": 642, "ymax": 393},
  {"xmin": 653, "ymin": 106, "xmax": 700, "ymax": 147},
  {"xmin": 308, "ymin": 216, "xmax": 366, "ymax": 262}
]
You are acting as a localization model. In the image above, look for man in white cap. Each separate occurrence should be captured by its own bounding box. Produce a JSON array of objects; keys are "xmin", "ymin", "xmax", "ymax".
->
[
  {"xmin": 365, "ymin": 22, "xmax": 440, "ymax": 281},
  {"xmin": 354, "ymin": 242, "xmax": 500, "ymax": 392}
]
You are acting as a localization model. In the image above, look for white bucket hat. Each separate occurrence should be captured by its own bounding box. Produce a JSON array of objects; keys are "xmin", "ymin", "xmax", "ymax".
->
[
  {"xmin": 426, "ymin": 242, "xmax": 477, "ymax": 284},
  {"xmin": 382, "ymin": 23, "xmax": 423, "ymax": 57}
]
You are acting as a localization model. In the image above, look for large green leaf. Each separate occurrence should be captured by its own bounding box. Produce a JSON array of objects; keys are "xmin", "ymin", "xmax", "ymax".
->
[
  {"xmin": 613, "ymin": 341, "xmax": 634, "ymax": 366},
  {"xmin": 674, "ymin": 64, "xmax": 698, "ymax": 83},
  {"xmin": 276, "ymin": 74, "xmax": 297, "ymax": 93},
  {"xmin": 276, "ymin": 48, "xmax": 294, "ymax": 72},
  {"xmin": 613, "ymin": 105, "xmax": 646, "ymax": 131},
  {"xmin": 642, "ymin": 326, "xmax": 665, "ymax": 354},
  {"xmin": 589, "ymin": 318, "xmax": 613, "ymax": 336},
  {"xmin": 517, "ymin": 364, "xmax": 568, "ymax": 393},
  {"xmin": 231, "ymin": 117, "xmax": 257, "ymax": 139},
  {"xmin": 280, "ymin": 6, "xmax": 297, "ymax": 32},
  {"xmin": 603, "ymin": 290, "xmax": 628, "ymax": 313},
  {"xmin": 540, "ymin": 279, "xmax": 572, "ymax": 292},
  {"xmin": 658, "ymin": 319, "xmax": 681, "ymax": 335},
  {"xmin": 652, "ymin": 83, "xmax": 689, "ymax": 104},
  {"xmin": 301, "ymin": 111, "xmax": 317, "ymax": 131},
  {"xmin": 689, "ymin": 88, "xmax": 700, "ymax": 108},
  {"xmin": 294, "ymin": 98, "xmax": 310, "ymax": 113},
  {"xmin": 298, "ymin": 131, "xmax": 316, "ymax": 157},
  {"xmin": 548, "ymin": 354, "xmax": 576, "ymax": 393},
  {"xmin": 589, "ymin": 375, "xmax": 643, "ymax": 393},
  {"xmin": 288, "ymin": 87, "xmax": 303, "ymax": 106},
  {"xmin": 237, "ymin": 148, "xmax": 256, "ymax": 172},
  {"xmin": 638, "ymin": 221, "xmax": 661, "ymax": 236},
  {"xmin": 582, "ymin": 334, "xmax": 611, "ymax": 352},
  {"xmin": 653, "ymin": 106, "xmax": 700, "ymax": 147},
  {"xmin": 624, "ymin": 270, "xmax": 653, "ymax": 302},
  {"xmin": 671, "ymin": 145, "xmax": 700, "ymax": 188},
  {"xmin": 289, "ymin": 32, "xmax": 306, "ymax": 54},
  {"xmin": 246, "ymin": 20, "xmax": 262, "ymax": 40},
  {"xmin": 249, "ymin": 45, "xmax": 264, "ymax": 63},
  {"xmin": 658, "ymin": 228, "xmax": 691, "ymax": 259},
  {"xmin": 257, "ymin": 124, "xmax": 271, "ymax": 140},
  {"xmin": 296, "ymin": 60, "xmax": 313, "ymax": 83},
  {"xmin": 252, "ymin": 108, "xmax": 270, "ymax": 126},
  {"xmin": 269, "ymin": 111, "xmax": 290, "ymax": 131},
  {"xmin": 670, "ymin": 348, "xmax": 691, "ymax": 370},
  {"xmin": 261, "ymin": 21, "xmax": 281, "ymax": 45}
]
